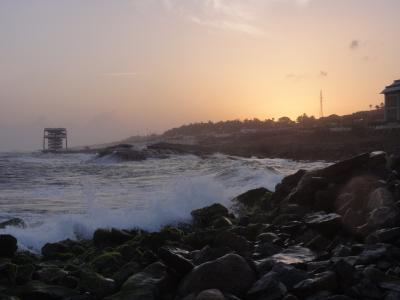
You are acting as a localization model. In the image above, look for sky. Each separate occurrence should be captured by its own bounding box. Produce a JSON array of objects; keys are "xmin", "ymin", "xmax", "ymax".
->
[{"xmin": 0, "ymin": 0, "xmax": 399, "ymax": 151}]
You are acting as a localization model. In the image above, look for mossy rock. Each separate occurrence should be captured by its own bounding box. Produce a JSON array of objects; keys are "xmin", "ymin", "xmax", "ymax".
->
[{"xmin": 91, "ymin": 252, "xmax": 125, "ymax": 277}]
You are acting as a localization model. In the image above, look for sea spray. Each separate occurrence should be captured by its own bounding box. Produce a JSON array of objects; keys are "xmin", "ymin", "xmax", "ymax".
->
[{"xmin": 0, "ymin": 152, "xmax": 329, "ymax": 251}]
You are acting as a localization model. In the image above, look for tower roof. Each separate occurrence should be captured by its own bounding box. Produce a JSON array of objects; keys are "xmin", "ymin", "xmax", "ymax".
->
[{"xmin": 381, "ymin": 79, "xmax": 400, "ymax": 94}]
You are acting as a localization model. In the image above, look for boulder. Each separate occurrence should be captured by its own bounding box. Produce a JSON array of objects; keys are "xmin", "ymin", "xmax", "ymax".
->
[
  {"xmin": 17, "ymin": 280, "xmax": 79, "ymax": 299},
  {"xmin": 90, "ymin": 252, "xmax": 125, "ymax": 277},
  {"xmin": 365, "ymin": 206, "xmax": 400, "ymax": 230},
  {"xmin": 366, "ymin": 227, "xmax": 400, "ymax": 244},
  {"xmin": 158, "ymin": 247, "xmax": 194, "ymax": 276},
  {"xmin": 0, "ymin": 234, "xmax": 17, "ymax": 258},
  {"xmin": 79, "ymin": 270, "xmax": 116, "ymax": 298},
  {"xmin": 41, "ymin": 239, "xmax": 84, "ymax": 260},
  {"xmin": 178, "ymin": 254, "xmax": 257, "ymax": 297},
  {"xmin": 304, "ymin": 212, "xmax": 342, "ymax": 236},
  {"xmin": 93, "ymin": 228, "xmax": 133, "ymax": 247},
  {"xmin": 232, "ymin": 187, "xmax": 273, "ymax": 213},
  {"xmin": 106, "ymin": 262, "xmax": 173, "ymax": 300},
  {"xmin": 270, "ymin": 246, "xmax": 316, "ymax": 266},
  {"xmin": 246, "ymin": 271, "xmax": 287, "ymax": 300},
  {"xmin": 191, "ymin": 204, "xmax": 230, "ymax": 228},
  {"xmin": 293, "ymin": 271, "xmax": 337, "ymax": 297},
  {"xmin": 367, "ymin": 187, "xmax": 395, "ymax": 211},
  {"xmin": 196, "ymin": 289, "xmax": 226, "ymax": 300},
  {"xmin": 212, "ymin": 217, "xmax": 233, "ymax": 229},
  {"xmin": 0, "ymin": 262, "xmax": 17, "ymax": 285},
  {"xmin": 192, "ymin": 246, "xmax": 232, "ymax": 265},
  {"xmin": 214, "ymin": 231, "xmax": 253, "ymax": 255},
  {"xmin": 0, "ymin": 218, "xmax": 26, "ymax": 229},
  {"xmin": 35, "ymin": 266, "xmax": 69, "ymax": 284}
]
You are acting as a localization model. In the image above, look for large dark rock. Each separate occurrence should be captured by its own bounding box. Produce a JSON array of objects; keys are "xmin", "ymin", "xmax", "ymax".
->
[
  {"xmin": 79, "ymin": 270, "xmax": 115, "ymax": 298},
  {"xmin": 0, "ymin": 234, "xmax": 17, "ymax": 258},
  {"xmin": 0, "ymin": 262, "xmax": 17, "ymax": 285},
  {"xmin": 293, "ymin": 271, "xmax": 337, "ymax": 297},
  {"xmin": 214, "ymin": 231, "xmax": 253, "ymax": 255},
  {"xmin": 0, "ymin": 218, "xmax": 26, "ymax": 229},
  {"xmin": 192, "ymin": 246, "xmax": 232, "ymax": 265},
  {"xmin": 304, "ymin": 212, "xmax": 342, "ymax": 236},
  {"xmin": 178, "ymin": 254, "xmax": 257, "ymax": 297},
  {"xmin": 17, "ymin": 280, "xmax": 79, "ymax": 300},
  {"xmin": 93, "ymin": 228, "xmax": 133, "ymax": 247},
  {"xmin": 246, "ymin": 271, "xmax": 287, "ymax": 300},
  {"xmin": 196, "ymin": 289, "xmax": 226, "ymax": 300},
  {"xmin": 232, "ymin": 187, "xmax": 273, "ymax": 213},
  {"xmin": 105, "ymin": 262, "xmax": 174, "ymax": 300},
  {"xmin": 191, "ymin": 204, "xmax": 230, "ymax": 228},
  {"xmin": 158, "ymin": 247, "xmax": 194, "ymax": 276}
]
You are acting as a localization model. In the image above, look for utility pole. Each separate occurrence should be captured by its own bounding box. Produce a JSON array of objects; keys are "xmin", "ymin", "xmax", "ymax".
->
[{"xmin": 320, "ymin": 90, "xmax": 324, "ymax": 118}]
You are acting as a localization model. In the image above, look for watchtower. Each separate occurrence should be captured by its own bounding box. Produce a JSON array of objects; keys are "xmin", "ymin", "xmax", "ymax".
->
[{"xmin": 43, "ymin": 128, "xmax": 68, "ymax": 152}]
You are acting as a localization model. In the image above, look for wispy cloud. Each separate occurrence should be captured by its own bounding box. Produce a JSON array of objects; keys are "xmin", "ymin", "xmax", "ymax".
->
[
  {"xmin": 163, "ymin": 0, "xmax": 315, "ymax": 37},
  {"xmin": 100, "ymin": 72, "xmax": 140, "ymax": 77},
  {"xmin": 350, "ymin": 39, "xmax": 360, "ymax": 50}
]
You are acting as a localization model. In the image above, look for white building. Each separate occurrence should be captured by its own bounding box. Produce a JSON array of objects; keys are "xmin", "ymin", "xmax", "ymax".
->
[{"xmin": 382, "ymin": 79, "xmax": 400, "ymax": 122}]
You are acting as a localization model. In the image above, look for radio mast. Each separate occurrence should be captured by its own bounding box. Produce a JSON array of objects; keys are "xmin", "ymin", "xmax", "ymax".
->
[{"xmin": 320, "ymin": 90, "xmax": 324, "ymax": 118}]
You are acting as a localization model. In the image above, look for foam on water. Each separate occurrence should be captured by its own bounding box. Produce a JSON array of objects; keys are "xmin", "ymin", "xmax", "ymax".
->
[{"xmin": 0, "ymin": 152, "xmax": 329, "ymax": 251}]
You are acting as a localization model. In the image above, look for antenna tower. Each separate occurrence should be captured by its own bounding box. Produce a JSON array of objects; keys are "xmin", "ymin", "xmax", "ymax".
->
[{"xmin": 320, "ymin": 90, "xmax": 324, "ymax": 118}]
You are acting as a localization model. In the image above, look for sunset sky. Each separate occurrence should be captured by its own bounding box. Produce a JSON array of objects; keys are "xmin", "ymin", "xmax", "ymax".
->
[{"xmin": 1, "ymin": 0, "xmax": 399, "ymax": 150}]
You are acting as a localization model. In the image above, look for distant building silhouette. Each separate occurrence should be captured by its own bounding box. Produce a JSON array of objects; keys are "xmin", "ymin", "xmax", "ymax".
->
[
  {"xmin": 382, "ymin": 80, "xmax": 400, "ymax": 122},
  {"xmin": 43, "ymin": 128, "xmax": 67, "ymax": 152}
]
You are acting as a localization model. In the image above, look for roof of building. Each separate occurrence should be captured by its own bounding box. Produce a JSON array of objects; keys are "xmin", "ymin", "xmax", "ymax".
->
[{"xmin": 381, "ymin": 79, "xmax": 400, "ymax": 94}]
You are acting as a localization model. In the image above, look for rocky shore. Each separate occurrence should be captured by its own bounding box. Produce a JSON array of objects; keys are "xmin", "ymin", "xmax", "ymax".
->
[{"xmin": 1, "ymin": 151, "xmax": 400, "ymax": 299}]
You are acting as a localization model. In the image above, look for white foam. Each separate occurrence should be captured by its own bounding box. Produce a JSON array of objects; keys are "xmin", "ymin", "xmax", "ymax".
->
[{"xmin": 0, "ymin": 152, "xmax": 328, "ymax": 252}]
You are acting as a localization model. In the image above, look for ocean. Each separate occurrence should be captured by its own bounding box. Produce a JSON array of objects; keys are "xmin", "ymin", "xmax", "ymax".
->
[{"xmin": 0, "ymin": 152, "xmax": 329, "ymax": 251}]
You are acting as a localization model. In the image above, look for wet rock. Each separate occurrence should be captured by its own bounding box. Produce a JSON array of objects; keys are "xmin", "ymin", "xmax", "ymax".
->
[
  {"xmin": 41, "ymin": 239, "xmax": 84, "ymax": 261},
  {"xmin": 285, "ymin": 176, "xmax": 329, "ymax": 206},
  {"xmin": 332, "ymin": 259, "xmax": 356, "ymax": 289},
  {"xmin": 0, "ymin": 218, "xmax": 26, "ymax": 229},
  {"xmin": 232, "ymin": 187, "xmax": 273, "ymax": 213},
  {"xmin": 367, "ymin": 187, "xmax": 395, "ymax": 211},
  {"xmin": 212, "ymin": 217, "xmax": 233, "ymax": 229},
  {"xmin": 0, "ymin": 262, "xmax": 17, "ymax": 285},
  {"xmin": 35, "ymin": 266, "xmax": 69, "ymax": 284},
  {"xmin": 0, "ymin": 234, "xmax": 17, "ymax": 258},
  {"xmin": 79, "ymin": 270, "xmax": 115, "ymax": 298},
  {"xmin": 214, "ymin": 231, "xmax": 253, "ymax": 255},
  {"xmin": 304, "ymin": 212, "xmax": 342, "ymax": 236},
  {"xmin": 253, "ymin": 241, "xmax": 282, "ymax": 259},
  {"xmin": 111, "ymin": 262, "xmax": 142, "ymax": 287},
  {"xmin": 90, "ymin": 252, "xmax": 125, "ymax": 277},
  {"xmin": 231, "ymin": 224, "xmax": 268, "ymax": 241},
  {"xmin": 293, "ymin": 271, "xmax": 337, "ymax": 297},
  {"xmin": 270, "ymin": 264, "xmax": 309, "ymax": 290},
  {"xmin": 270, "ymin": 246, "xmax": 316, "ymax": 266},
  {"xmin": 192, "ymin": 246, "xmax": 232, "ymax": 265},
  {"xmin": 366, "ymin": 227, "xmax": 400, "ymax": 244},
  {"xmin": 191, "ymin": 204, "xmax": 230, "ymax": 228},
  {"xmin": 106, "ymin": 262, "xmax": 172, "ymax": 300},
  {"xmin": 93, "ymin": 228, "xmax": 133, "ymax": 247},
  {"xmin": 16, "ymin": 263, "xmax": 35, "ymax": 285},
  {"xmin": 365, "ymin": 206, "xmax": 400, "ymax": 230},
  {"xmin": 178, "ymin": 254, "xmax": 257, "ymax": 297},
  {"xmin": 159, "ymin": 247, "xmax": 194, "ymax": 276},
  {"xmin": 246, "ymin": 271, "xmax": 287, "ymax": 300},
  {"xmin": 196, "ymin": 289, "xmax": 226, "ymax": 300},
  {"xmin": 17, "ymin": 280, "xmax": 79, "ymax": 299}
]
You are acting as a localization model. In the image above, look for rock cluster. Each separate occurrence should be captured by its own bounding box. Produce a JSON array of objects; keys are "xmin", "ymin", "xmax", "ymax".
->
[{"xmin": 1, "ymin": 151, "xmax": 400, "ymax": 299}]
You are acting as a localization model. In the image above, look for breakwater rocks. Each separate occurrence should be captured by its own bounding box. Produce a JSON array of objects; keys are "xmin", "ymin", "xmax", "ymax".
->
[{"xmin": 2, "ymin": 151, "xmax": 400, "ymax": 299}]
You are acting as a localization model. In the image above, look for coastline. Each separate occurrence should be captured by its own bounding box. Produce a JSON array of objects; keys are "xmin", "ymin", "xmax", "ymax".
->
[{"xmin": 0, "ymin": 151, "xmax": 400, "ymax": 299}]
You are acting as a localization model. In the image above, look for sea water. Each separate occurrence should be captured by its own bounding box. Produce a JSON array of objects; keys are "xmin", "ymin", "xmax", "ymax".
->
[{"xmin": 0, "ymin": 152, "xmax": 329, "ymax": 251}]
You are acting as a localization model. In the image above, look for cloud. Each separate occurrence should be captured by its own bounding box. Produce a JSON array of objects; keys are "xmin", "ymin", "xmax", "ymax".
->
[
  {"xmin": 350, "ymin": 39, "xmax": 360, "ymax": 50},
  {"xmin": 319, "ymin": 70, "xmax": 328, "ymax": 77},
  {"xmin": 100, "ymin": 72, "xmax": 140, "ymax": 77},
  {"xmin": 286, "ymin": 73, "xmax": 306, "ymax": 81},
  {"xmin": 162, "ymin": 0, "xmax": 315, "ymax": 37}
]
